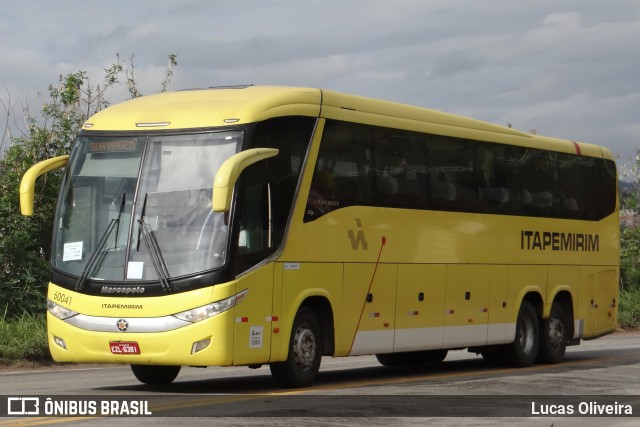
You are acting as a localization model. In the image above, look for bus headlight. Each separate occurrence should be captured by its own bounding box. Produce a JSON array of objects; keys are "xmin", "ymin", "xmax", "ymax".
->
[
  {"xmin": 47, "ymin": 299, "xmax": 79, "ymax": 320},
  {"xmin": 173, "ymin": 289, "xmax": 247, "ymax": 323}
]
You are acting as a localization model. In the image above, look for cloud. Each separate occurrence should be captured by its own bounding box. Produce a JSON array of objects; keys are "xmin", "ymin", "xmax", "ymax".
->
[{"xmin": 0, "ymin": 0, "xmax": 639, "ymax": 171}]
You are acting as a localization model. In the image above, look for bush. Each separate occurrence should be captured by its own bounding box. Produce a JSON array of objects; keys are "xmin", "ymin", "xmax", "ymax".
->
[
  {"xmin": 620, "ymin": 226, "xmax": 640, "ymax": 291},
  {"xmin": 0, "ymin": 75, "xmax": 81, "ymax": 317},
  {"xmin": 620, "ymin": 223, "xmax": 640, "ymax": 328},
  {"xmin": 0, "ymin": 140, "xmax": 64, "ymax": 317},
  {"xmin": 0, "ymin": 311, "xmax": 50, "ymax": 362},
  {"xmin": 618, "ymin": 287, "xmax": 640, "ymax": 329}
]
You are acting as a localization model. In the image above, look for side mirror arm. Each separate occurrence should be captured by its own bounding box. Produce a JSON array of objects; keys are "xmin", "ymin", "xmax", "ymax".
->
[
  {"xmin": 212, "ymin": 148, "xmax": 279, "ymax": 212},
  {"xmin": 19, "ymin": 155, "xmax": 70, "ymax": 216}
]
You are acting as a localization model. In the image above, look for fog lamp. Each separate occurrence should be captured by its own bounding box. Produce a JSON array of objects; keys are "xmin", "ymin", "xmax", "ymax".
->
[
  {"xmin": 53, "ymin": 336, "xmax": 67, "ymax": 350},
  {"xmin": 191, "ymin": 338, "xmax": 211, "ymax": 354}
]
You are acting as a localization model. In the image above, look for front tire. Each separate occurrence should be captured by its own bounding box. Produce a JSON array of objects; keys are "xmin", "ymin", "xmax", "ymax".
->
[
  {"xmin": 537, "ymin": 301, "xmax": 567, "ymax": 364},
  {"xmin": 130, "ymin": 364, "xmax": 180, "ymax": 385},
  {"xmin": 270, "ymin": 307, "xmax": 322, "ymax": 387},
  {"xmin": 505, "ymin": 301, "xmax": 539, "ymax": 367}
]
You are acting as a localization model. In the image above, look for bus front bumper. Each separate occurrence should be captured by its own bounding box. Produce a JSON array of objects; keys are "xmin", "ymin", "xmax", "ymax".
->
[{"xmin": 47, "ymin": 311, "xmax": 235, "ymax": 366}]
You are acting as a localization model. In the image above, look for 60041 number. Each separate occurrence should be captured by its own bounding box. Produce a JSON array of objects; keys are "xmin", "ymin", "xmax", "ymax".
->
[{"xmin": 52, "ymin": 291, "xmax": 72, "ymax": 306}]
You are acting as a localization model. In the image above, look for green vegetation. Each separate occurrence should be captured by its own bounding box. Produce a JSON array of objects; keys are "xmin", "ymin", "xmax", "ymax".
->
[
  {"xmin": 619, "ymin": 185, "xmax": 640, "ymax": 328},
  {"xmin": 618, "ymin": 288, "xmax": 640, "ymax": 329},
  {"xmin": 0, "ymin": 310, "xmax": 49, "ymax": 363}
]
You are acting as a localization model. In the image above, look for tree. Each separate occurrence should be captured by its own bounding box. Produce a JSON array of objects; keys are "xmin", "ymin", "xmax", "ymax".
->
[
  {"xmin": 619, "ymin": 150, "xmax": 640, "ymax": 212},
  {"xmin": 0, "ymin": 54, "xmax": 178, "ymax": 317}
]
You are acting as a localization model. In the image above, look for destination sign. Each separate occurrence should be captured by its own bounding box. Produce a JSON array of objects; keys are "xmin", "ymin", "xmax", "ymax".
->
[{"xmin": 89, "ymin": 140, "xmax": 139, "ymax": 153}]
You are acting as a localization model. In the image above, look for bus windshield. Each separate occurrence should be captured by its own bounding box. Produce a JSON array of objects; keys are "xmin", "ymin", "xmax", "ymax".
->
[{"xmin": 53, "ymin": 131, "xmax": 242, "ymax": 282}]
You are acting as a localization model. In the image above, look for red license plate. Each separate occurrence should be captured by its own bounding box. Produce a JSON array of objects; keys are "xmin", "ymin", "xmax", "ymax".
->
[{"xmin": 109, "ymin": 341, "xmax": 140, "ymax": 355}]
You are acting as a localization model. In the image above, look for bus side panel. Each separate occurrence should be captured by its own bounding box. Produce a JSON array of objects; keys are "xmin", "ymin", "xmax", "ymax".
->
[
  {"xmin": 233, "ymin": 263, "xmax": 274, "ymax": 366},
  {"xmin": 592, "ymin": 269, "xmax": 618, "ymax": 336},
  {"xmin": 270, "ymin": 261, "xmax": 285, "ymax": 360},
  {"xmin": 507, "ymin": 265, "xmax": 546, "ymax": 329},
  {"xmin": 274, "ymin": 262, "xmax": 343, "ymax": 361},
  {"xmin": 487, "ymin": 265, "xmax": 510, "ymax": 345},
  {"xmin": 394, "ymin": 264, "xmax": 446, "ymax": 352},
  {"xmin": 547, "ymin": 265, "xmax": 578, "ymax": 319},
  {"xmin": 547, "ymin": 266, "xmax": 578, "ymax": 299},
  {"xmin": 578, "ymin": 266, "xmax": 618, "ymax": 338},
  {"xmin": 442, "ymin": 265, "xmax": 490, "ymax": 348},
  {"xmin": 344, "ymin": 263, "xmax": 397, "ymax": 356}
]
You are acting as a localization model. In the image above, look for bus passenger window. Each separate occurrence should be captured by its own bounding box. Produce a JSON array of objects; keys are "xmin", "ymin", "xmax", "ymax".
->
[
  {"xmin": 304, "ymin": 121, "xmax": 371, "ymax": 222},
  {"xmin": 427, "ymin": 138, "xmax": 476, "ymax": 211},
  {"xmin": 521, "ymin": 150, "xmax": 560, "ymax": 217},
  {"xmin": 308, "ymin": 170, "xmax": 336, "ymax": 214},
  {"xmin": 477, "ymin": 146, "xmax": 509, "ymax": 213},
  {"xmin": 373, "ymin": 133, "xmax": 428, "ymax": 208}
]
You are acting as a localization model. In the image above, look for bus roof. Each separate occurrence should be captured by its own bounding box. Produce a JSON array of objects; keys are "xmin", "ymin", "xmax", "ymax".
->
[
  {"xmin": 82, "ymin": 85, "xmax": 322, "ymax": 131},
  {"xmin": 82, "ymin": 85, "xmax": 612, "ymax": 160}
]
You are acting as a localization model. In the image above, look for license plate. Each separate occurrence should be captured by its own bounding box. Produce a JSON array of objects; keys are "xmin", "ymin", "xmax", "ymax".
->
[{"xmin": 109, "ymin": 341, "xmax": 140, "ymax": 355}]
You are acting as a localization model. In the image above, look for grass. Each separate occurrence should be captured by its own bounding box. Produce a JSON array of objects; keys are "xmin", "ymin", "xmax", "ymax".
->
[
  {"xmin": 619, "ymin": 287, "xmax": 640, "ymax": 330},
  {"xmin": 0, "ymin": 310, "xmax": 51, "ymax": 364}
]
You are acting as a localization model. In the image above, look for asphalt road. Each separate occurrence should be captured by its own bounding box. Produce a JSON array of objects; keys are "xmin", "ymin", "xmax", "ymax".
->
[{"xmin": 2, "ymin": 331, "xmax": 640, "ymax": 426}]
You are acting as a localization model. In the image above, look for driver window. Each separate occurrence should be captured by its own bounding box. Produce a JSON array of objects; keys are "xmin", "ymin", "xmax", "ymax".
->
[{"xmin": 237, "ymin": 182, "xmax": 270, "ymax": 256}]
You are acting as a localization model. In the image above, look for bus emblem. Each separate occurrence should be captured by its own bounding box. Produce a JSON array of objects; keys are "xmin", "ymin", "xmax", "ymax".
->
[
  {"xmin": 116, "ymin": 319, "xmax": 129, "ymax": 332},
  {"xmin": 348, "ymin": 218, "xmax": 368, "ymax": 251}
]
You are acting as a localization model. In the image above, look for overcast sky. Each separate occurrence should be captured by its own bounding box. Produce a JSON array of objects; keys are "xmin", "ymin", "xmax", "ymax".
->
[{"xmin": 1, "ymin": 0, "xmax": 639, "ymax": 174}]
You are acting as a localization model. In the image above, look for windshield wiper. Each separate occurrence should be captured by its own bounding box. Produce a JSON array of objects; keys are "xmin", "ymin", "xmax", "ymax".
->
[
  {"xmin": 75, "ymin": 193, "xmax": 126, "ymax": 292},
  {"xmin": 137, "ymin": 193, "xmax": 175, "ymax": 294},
  {"xmin": 114, "ymin": 192, "xmax": 126, "ymax": 249}
]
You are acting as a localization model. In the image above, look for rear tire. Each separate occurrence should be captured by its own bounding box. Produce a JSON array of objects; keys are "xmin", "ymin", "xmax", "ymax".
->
[
  {"xmin": 505, "ymin": 301, "xmax": 539, "ymax": 367},
  {"xmin": 130, "ymin": 364, "xmax": 180, "ymax": 385},
  {"xmin": 537, "ymin": 301, "xmax": 567, "ymax": 364},
  {"xmin": 270, "ymin": 307, "xmax": 322, "ymax": 387}
]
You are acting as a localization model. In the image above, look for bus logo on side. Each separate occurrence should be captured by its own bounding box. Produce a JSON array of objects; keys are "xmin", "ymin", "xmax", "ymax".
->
[{"xmin": 348, "ymin": 219, "xmax": 368, "ymax": 251}]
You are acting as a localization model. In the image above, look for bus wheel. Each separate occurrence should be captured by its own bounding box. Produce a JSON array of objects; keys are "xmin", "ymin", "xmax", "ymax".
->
[
  {"xmin": 537, "ymin": 302, "xmax": 567, "ymax": 364},
  {"xmin": 505, "ymin": 301, "xmax": 539, "ymax": 367},
  {"xmin": 270, "ymin": 307, "xmax": 322, "ymax": 387},
  {"xmin": 130, "ymin": 364, "xmax": 180, "ymax": 385}
]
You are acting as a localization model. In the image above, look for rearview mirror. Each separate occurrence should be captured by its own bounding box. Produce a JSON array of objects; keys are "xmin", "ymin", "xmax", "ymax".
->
[
  {"xmin": 20, "ymin": 155, "xmax": 70, "ymax": 216},
  {"xmin": 212, "ymin": 148, "xmax": 279, "ymax": 212}
]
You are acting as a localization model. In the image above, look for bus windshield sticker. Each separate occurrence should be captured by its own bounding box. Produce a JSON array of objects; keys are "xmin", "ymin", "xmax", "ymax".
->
[
  {"xmin": 63, "ymin": 242, "xmax": 83, "ymax": 261},
  {"xmin": 127, "ymin": 262, "xmax": 144, "ymax": 279}
]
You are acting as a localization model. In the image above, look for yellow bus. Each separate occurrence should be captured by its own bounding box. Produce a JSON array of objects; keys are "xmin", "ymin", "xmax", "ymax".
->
[{"xmin": 20, "ymin": 85, "xmax": 619, "ymax": 387}]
